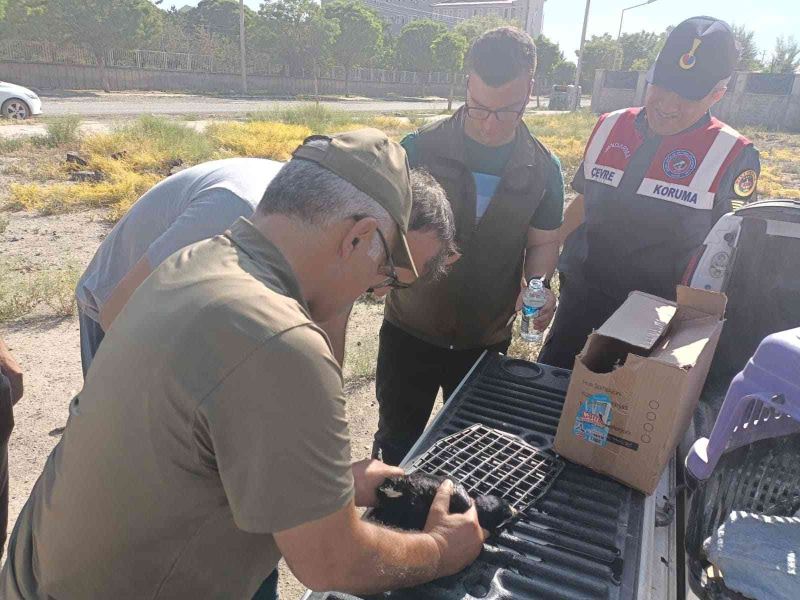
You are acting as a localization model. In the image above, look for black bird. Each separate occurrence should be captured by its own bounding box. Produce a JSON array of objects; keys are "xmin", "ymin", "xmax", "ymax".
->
[{"xmin": 372, "ymin": 472, "xmax": 518, "ymax": 533}]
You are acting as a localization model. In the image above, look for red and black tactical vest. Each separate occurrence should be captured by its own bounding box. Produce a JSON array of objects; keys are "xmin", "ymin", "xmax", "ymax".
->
[
  {"xmin": 563, "ymin": 107, "xmax": 752, "ymax": 301},
  {"xmin": 584, "ymin": 107, "xmax": 750, "ymax": 209}
]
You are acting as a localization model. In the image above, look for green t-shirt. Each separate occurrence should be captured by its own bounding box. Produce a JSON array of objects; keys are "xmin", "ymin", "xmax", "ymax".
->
[{"xmin": 401, "ymin": 131, "xmax": 565, "ymax": 230}]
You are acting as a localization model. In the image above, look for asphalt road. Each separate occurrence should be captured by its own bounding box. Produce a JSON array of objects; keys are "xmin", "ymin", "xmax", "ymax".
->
[
  {"xmin": 36, "ymin": 91, "xmax": 591, "ymax": 118},
  {"xmin": 38, "ymin": 92, "xmax": 452, "ymax": 117}
]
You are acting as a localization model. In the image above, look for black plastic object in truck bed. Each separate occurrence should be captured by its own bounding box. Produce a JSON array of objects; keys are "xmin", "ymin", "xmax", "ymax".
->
[{"xmin": 303, "ymin": 353, "xmax": 646, "ymax": 600}]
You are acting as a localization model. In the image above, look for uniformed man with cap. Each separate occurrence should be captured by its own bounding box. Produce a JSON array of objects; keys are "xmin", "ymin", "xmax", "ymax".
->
[
  {"xmin": 539, "ymin": 16, "xmax": 761, "ymax": 369},
  {"xmin": 1, "ymin": 130, "xmax": 485, "ymax": 599}
]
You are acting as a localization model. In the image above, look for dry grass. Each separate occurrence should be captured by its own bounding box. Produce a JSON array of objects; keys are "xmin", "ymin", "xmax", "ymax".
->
[
  {"xmin": 525, "ymin": 111, "xmax": 596, "ymax": 182},
  {"xmin": 249, "ymin": 104, "xmax": 413, "ymax": 136},
  {"xmin": 3, "ymin": 108, "xmax": 420, "ymax": 221},
  {"xmin": 9, "ymin": 116, "xmax": 215, "ymax": 218},
  {"xmin": 2, "ymin": 159, "xmax": 64, "ymax": 183},
  {"xmin": 31, "ymin": 116, "xmax": 82, "ymax": 149},
  {"xmin": 0, "ymin": 259, "xmax": 81, "ymax": 322},
  {"xmin": 3, "ymin": 109, "xmax": 799, "ymax": 226},
  {"xmin": 757, "ymin": 165, "xmax": 800, "ymax": 199},
  {"xmin": 207, "ymin": 121, "xmax": 311, "ymax": 160},
  {"xmin": 753, "ymin": 140, "xmax": 800, "ymax": 199},
  {"xmin": 9, "ymin": 174, "xmax": 162, "ymax": 219},
  {"xmin": 0, "ymin": 137, "xmax": 25, "ymax": 153},
  {"xmin": 342, "ymin": 298, "xmax": 386, "ymax": 383},
  {"xmin": 741, "ymin": 128, "xmax": 800, "ymax": 199}
]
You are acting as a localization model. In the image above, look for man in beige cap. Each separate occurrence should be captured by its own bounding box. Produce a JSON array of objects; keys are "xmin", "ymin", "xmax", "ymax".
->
[{"xmin": 1, "ymin": 129, "xmax": 484, "ymax": 599}]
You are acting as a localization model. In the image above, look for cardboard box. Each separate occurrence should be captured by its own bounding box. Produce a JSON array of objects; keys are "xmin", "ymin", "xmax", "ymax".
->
[{"xmin": 554, "ymin": 286, "xmax": 726, "ymax": 494}]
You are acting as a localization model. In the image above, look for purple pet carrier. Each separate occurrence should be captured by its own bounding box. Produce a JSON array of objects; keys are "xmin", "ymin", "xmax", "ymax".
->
[{"xmin": 686, "ymin": 328, "xmax": 800, "ymax": 481}]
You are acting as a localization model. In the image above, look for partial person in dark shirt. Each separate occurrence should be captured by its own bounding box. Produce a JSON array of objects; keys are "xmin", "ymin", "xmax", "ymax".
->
[
  {"xmin": 0, "ymin": 336, "xmax": 23, "ymax": 558},
  {"xmin": 539, "ymin": 16, "xmax": 761, "ymax": 370}
]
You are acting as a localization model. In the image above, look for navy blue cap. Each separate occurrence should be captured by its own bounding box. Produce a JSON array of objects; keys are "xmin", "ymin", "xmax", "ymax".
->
[{"xmin": 646, "ymin": 16, "xmax": 739, "ymax": 101}]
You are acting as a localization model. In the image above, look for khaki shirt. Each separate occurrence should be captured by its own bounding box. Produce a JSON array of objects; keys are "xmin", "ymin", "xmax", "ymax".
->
[{"xmin": 2, "ymin": 218, "xmax": 354, "ymax": 599}]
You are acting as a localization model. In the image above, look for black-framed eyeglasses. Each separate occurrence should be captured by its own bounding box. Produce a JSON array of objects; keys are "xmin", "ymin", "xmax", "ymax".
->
[
  {"xmin": 367, "ymin": 227, "xmax": 411, "ymax": 293},
  {"xmin": 464, "ymin": 104, "xmax": 526, "ymax": 122},
  {"xmin": 464, "ymin": 77, "xmax": 529, "ymax": 122}
]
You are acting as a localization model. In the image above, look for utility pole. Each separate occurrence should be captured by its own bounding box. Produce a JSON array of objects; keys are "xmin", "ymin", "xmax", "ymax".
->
[
  {"xmin": 616, "ymin": 0, "xmax": 658, "ymax": 69},
  {"xmin": 618, "ymin": 0, "xmax": 655, "ymax": 39},
  {"xmin": 239, "ymin": 0, "xmax": 248, "ymax": 95},
  {"xmin": 573, "ymin": 0, "xmax": 591, "ymax": 110},
  {"xmin": 618, "ymin": 0, "xmax": 658, "ymax": 39}
]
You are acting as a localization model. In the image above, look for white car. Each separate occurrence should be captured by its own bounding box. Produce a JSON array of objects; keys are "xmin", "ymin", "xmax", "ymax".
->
[{"xmin": 0, "ymin": 81, "xmax": 42, "ymax": 119}]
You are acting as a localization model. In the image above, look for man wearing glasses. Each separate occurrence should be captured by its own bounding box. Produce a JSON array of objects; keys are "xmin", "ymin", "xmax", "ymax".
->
[
  {"xmin": 2, "ymin": 130, "xmax": 485, "ymax": 599},
  {"xmin": 372, "ymin": 27, "xmax": 566, "ymax": 466}
]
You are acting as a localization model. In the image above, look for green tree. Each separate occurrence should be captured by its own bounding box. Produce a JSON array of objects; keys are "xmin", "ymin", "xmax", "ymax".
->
[
  {"xmin": 732, "ymin": 24, "xmax": 763, "ymax": 71},
  {"xmin": 375, "ymin": 20, "xmax": 396, "ymax": 69},
  {"xmin": 533, "ymin": 34, "xmax": 563, "ymax": 103},
  {"xmin": 577, "ymin": 34, "xmax": 621, "ymax": 90},
  {"xmin": 0, "ymin": 0, "xmax": 50, "ymax": 40},
  {"xmin": 396, "ymin": 20, "xmax": 447, "ymax": 97},
  {"xmin": 322, "ymin": 0, "xmax": 383, "ymax": 95},
  {"xmin": 768, "ymin": 36, "xmax": 799, "ymax": 74},
  {"xmin": 395, "ymin": 19, "xmax": 446, "ymax": 72},
  {"xmin": 454, "ymin": 14, "xmax": 518, "ymax": 47},
  {"xmin": 186, "ymin": 0, "xmax": 251, "ymax": 40},
  {"xmin": 432, "ymin": 30, "xmax": 467, "ymax": 110},
  {"xmin": 552, "ymin": 60, "xmax": 577, "ymax": 86},
  {"xmin": 618, "ymin": 30, "xmax": 664, "ymax": 70},
  {"xmin": 256, "ymin": 0, "xmax": 339, "ymax": 100},
  {"xmin": 27, "ymin": 0, "xmax": 162, "ymax": 92},
  {"xmin": 152, "ymin": 7, "xmax": 223, "ymax": 55}
]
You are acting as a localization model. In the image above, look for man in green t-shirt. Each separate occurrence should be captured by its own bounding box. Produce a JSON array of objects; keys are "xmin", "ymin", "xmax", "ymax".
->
[{"xmin": 373, "ymin": 27, "xmax": 566, "ymax": 465}]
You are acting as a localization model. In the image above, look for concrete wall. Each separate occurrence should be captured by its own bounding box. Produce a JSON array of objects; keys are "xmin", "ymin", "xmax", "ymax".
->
[
  {"xmin": 590, "ymin": 70, "xmax": 640, "ymax": 114},
  {"xmin": 591, "ymin": 69, "xmax": 800, "ymax": 132},
  {"xmin": 0, "ymin": 61, "xmax": 454, "ymax": 99}
]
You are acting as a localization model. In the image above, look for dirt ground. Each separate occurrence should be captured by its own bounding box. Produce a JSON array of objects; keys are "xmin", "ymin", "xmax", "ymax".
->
[{"xmin": 0, "ymin": 204, "xmax": 398, "ymax": 599}]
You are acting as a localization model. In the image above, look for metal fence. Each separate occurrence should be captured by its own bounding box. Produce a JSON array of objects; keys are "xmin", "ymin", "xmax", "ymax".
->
[{"xmin": 0, "ymin": 39, "xmax": 463, "ymax": 85}]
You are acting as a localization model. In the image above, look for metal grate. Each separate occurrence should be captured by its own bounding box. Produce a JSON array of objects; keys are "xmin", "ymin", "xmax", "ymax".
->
[
  {"xmin": 410, "ymin": 424, "xmax": 563, "ymax": 513},
  {"xmin": 304, "ymin": 353, "xmax": 645, "ymax": 600}
]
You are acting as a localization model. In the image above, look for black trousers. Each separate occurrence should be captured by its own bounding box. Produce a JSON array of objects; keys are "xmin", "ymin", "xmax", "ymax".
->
[
  {"xmin": 537, "ymin": 273, "xmax": 622, "ymax": 370},
  {"xmin": 372, "ymin": 320, "xmax": 510, "ymax": 466},
  {"xmin": 0, "ymin": 370, "xmax": 14, "ymax": 560}
]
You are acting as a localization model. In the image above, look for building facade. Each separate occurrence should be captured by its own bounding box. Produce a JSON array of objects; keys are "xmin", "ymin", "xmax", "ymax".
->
[
  {"xmin": 321, "ymin": 0, "xmax": 546, "ymax": 38},
  {"xmin": 432, "ymin": 0, "xmax": 545, "ymax": 39}
]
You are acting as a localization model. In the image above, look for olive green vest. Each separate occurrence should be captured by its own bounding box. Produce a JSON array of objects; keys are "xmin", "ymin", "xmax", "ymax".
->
[{"xmin": 385, "ymin": 108, "xmax": 552, "ymax": 349}]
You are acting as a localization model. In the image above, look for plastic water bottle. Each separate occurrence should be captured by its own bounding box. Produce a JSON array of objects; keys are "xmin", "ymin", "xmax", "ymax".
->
[{"xmin": 520, "ymin": 278, "xmax": 547, "ymax": 343}]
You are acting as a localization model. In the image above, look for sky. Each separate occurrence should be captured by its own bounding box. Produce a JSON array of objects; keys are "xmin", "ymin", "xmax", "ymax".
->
[{"xmin": 171, "ymin": 0, "xmax": 797, "ymax": 61}]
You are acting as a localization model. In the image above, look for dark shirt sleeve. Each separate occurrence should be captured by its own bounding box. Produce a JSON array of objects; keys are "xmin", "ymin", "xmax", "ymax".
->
[
  {"xmin": 571, "ymin": 160, "xmax": 587, "ymax": 195},
  {"xmin": 712, "ymin": 145, "xmax": 761, "ymax": 223},
  {"xmin": 400, "ymin": 133, "xmax": 421, "ymax": 169},
  {"xmin": 530, "ymin": 154, "xmax": 566, "ymax": 230}
]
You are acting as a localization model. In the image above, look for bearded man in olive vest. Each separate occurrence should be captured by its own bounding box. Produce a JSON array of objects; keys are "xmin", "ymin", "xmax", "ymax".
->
[{"xmin": 372, "ymin": 27, "xmax": 566, "ymax": 466}]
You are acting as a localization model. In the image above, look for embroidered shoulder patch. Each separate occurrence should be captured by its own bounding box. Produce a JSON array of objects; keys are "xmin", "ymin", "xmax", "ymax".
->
[{"xmin": 733, "ymin": 170, "xmax": 758, "ymax": 197}]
